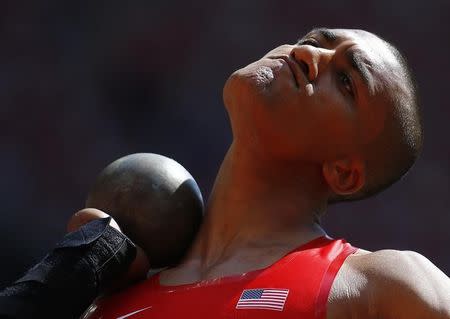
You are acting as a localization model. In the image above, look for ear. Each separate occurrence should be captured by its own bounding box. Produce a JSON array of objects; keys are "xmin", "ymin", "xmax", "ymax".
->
[{"xmin": 322, "ymin": 157, "xmax": 366, "ymax": 197}]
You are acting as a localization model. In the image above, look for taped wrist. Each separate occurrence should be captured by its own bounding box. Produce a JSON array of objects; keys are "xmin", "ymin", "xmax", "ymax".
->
[{"xmin": 0, "ymin": 217, "xmax": 136, "ymax": 318}]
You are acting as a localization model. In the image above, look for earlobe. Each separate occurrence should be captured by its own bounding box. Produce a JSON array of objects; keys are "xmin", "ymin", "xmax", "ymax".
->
[{"xmin": 322, "ymin": 158, "xmax": 366, "ymax": 197}]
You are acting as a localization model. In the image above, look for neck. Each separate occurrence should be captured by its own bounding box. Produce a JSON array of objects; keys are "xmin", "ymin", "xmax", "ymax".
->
[{"xmin": 188, "ymin": 142, "xmax": 329, "ymax": 268}]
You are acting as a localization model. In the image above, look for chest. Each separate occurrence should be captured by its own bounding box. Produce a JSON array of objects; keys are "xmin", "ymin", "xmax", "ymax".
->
[
  {"xmin": 85, "ymin": 255, "xmax": 335, "ymax": 319},
  {"xmin": 85, "ymin": 273, "xmax": 324, "ymax": 319},
  {"xmin": 83, "ymin": 239, "xmax": 358, "ymax": 319}
]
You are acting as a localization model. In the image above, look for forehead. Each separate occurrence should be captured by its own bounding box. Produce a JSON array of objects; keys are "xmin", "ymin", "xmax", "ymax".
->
[{"xmin": 312, "ymin": 28, "xmax": 402, "ymax": 74}]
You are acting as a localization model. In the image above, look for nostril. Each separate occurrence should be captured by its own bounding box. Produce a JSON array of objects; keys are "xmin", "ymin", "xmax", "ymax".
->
[
  {"xmin": 290, "ymin": 50, "xmax": 313, "ymax": 80},
  {"xmin": 298, "ymin": 61, "xmax": 309, "ymax": 78}
]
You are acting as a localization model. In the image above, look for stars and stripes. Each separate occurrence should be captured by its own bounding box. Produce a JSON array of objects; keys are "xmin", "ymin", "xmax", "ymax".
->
[{"xmin": 236, "ymin": 288, "xmax": 289, "ymax": 311}]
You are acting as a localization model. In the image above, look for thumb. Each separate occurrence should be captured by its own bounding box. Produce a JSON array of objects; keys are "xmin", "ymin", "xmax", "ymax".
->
[{"xmin": 66, "ymin": 208, "xmax": 121, "ymax": 233}]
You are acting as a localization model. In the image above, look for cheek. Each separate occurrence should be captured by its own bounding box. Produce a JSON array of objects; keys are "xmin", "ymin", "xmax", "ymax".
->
[
  {"xmin": 302, "ymin": 121, "xmax": 356, "ymax": 160},
  {"xmin": 299, "ymin": 90, "xmax": 358, "ymax": 158},
  {"xmin": 308, "ymin": 87, "xmax": 355, "ymax": 132},
  {"xmin": 357, "ymin": 99, "xmax": 387, "ymax": 145},
  {"xmin": 250, "ymin": 98, "xmax": 352, "ymax": 161}
]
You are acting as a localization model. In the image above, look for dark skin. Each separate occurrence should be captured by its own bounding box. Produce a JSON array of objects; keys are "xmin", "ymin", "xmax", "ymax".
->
[{"xmin": 158, "ymin": 28, "xmax": 450, "ymax": 318}]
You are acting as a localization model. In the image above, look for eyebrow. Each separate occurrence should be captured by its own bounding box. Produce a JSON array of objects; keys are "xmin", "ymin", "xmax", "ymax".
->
[
  {"xmin": 346, "ymin": 49, "xmax": 373, "ymax": 91},
  {"xmin": 312, "ymin": 28, "xmax": 338, "ymax": 42}
]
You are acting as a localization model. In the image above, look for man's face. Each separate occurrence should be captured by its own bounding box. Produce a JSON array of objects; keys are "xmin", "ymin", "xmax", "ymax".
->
[{"xmin": 223, "ymin": 28, "xmax": 403, "ymax": 163}]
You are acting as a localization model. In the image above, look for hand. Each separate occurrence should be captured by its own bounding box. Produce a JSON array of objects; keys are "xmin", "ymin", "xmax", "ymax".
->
[{"xmin": 67, "ymin": 208, "xmax": 151, "ymax": 294}]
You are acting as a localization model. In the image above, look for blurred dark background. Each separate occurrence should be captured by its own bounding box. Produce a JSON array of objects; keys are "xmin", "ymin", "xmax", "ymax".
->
[{"xmin": 1, "ymin": 0, "xmax": 449, "ymax": 286}]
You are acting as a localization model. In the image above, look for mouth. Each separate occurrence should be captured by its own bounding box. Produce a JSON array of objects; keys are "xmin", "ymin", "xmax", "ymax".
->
[{"xmin": 269, "ymin": 55, "xmax": 308, "ymax": 89}]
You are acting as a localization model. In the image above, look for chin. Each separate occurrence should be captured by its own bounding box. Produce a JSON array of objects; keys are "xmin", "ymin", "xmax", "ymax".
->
[
  {"xmin": 226, "ymin": 59, "xmax": 286, "ymax": 97},
  {"xmin": 224, "ymin": 63, "xmax": 283, "ymax": 115}
]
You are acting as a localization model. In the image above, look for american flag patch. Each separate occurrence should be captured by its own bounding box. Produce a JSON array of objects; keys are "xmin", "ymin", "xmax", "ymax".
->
[{"xmin": 236, "ymin": 288, "xmax": 289, "ymax": 311}]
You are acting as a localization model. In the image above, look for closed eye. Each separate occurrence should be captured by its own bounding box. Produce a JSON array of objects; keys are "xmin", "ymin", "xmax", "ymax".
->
[{"xmin": 338, "ymin": 72, "xmax": 354, "ymax": 98}]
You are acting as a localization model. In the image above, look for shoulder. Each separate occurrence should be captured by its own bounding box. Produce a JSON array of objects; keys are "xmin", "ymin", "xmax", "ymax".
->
[
  {"xmin": 329, "ymin": 249, "xmax": 450, "ymax": 319},
  {"xmin": 350, "ymin": 249, "xmax": 449, "ymax": 292}
]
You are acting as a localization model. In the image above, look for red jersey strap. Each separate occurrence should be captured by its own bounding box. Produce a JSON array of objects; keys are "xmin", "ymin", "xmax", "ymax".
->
[{"xmin": 315, "ymin": 241, "xmax": 358, "ymax": 318}]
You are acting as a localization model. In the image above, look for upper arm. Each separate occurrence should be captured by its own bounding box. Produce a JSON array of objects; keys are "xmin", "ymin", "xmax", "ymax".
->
[{"xmin": 359, "ymin": 250, "xmax": 450, "ymax": 319}]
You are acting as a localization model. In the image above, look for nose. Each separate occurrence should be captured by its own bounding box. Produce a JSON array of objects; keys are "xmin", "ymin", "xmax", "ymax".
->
[{"xmin": 290, "ymin": 45, "xmax": 334, "ymax": 82}]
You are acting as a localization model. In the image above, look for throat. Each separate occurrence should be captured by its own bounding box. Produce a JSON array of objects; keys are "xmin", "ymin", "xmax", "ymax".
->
[
  {"xmin": 173, "ymin": 142, "xmax": 328, "ymax": 284},
  {"xmin": 159, "ymin": 233, "xmax": 326, "ymax": 287}
]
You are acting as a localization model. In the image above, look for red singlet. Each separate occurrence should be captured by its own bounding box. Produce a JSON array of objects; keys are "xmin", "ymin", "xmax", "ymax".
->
[{"xmin": 83, "ymin": 236, "xmax": 357, "ymax": 319}]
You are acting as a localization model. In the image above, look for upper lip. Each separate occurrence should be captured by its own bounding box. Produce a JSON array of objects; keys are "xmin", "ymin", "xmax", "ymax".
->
[{"xmin": 270, "ymin": 55, "xmax": 307, "ymax": 88}]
